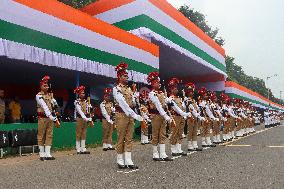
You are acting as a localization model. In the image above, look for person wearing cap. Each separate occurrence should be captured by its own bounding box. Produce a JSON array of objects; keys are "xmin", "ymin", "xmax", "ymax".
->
[
  {"xmin": 139, "ymin": 94, "xmax": 151, "ymax": 145},
  {"xmin": 183, "ymin": 82, "xmax": 204, "ymax": 151},
  {"xmin": 74, "ymin": 85, "xmax": 94, "ymax": 154},
  {"xmin": 100, "ymin": 88, "xmax": 115, "ymax": 151},
  {"xmin": 147, "ymin": 72, "xmax": 173, "ymax": 161},
  {"xmin": 202, "ymin": 90, "xmax": 218, "ymax": 147},
  {"xmin": 36, "ymin": 76, "xmax": 59, "ymax": 161},
  {"xmin": 234, "ymin": 99, "xmax": 245, "ymax": 137},
  {"xmin": 197, "ymin": 87, "xmax": 215, "ymax": 147},
  {"xmin": 113, "ymin": 62, "xmax": 143, "ymax": 170},
  {"xmin": 210, "ymin": 92, "xmax": 223, "ymax": 144},
  {"xmin": 227, "ymin": 98, "xmax": 239, "ymax": 140},
  {"xmin": 219, "ymin": 93, "xmax": 230, "ymax": 141},
  {"xmin": 167, "ymin": 78, "xmax": 191, "ymax": 156}
]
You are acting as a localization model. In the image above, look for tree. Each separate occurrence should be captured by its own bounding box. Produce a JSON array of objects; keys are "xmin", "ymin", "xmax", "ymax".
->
[{"xmin": 179, "ymin": 5, "xmax": 225, "ymax": 46}]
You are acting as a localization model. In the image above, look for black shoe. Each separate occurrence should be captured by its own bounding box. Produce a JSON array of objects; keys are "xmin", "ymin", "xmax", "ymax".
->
[
  {"xmin": 141, "ymin": 143, "xmax": 146, "ymax": 145},
  {"xmin": 81, "ymin": 151, "xmax": 90, "ymax": 154},
  {"xmin": 153, "ymin": 158, "xmax": 161, "ymax": 161},
  {"xmin": 39, "ymin": 157, "xmax": 45, "ymax": 161},
  {"xmin": 194, "ymin": 148, "xmax": 203, "ymax": 151},
  {"xmin": 127, "ymin": 165, "xmax": 139, "ymax": 170},
  {"xmin": 171, "ymin": 153, "xmax": 180, "ymax": 157},
  {"xmin": 117, "ymin": 164, "xmax": 126, "ymax": 169},
  {"xmin": 188, "ymin": 149, "xmax": 195, "ymax": 152},
  {"xmin": 179, "ymin": 152, "xmax": 188, "ymax": 156},
  {"xmin": 161, "ymin": 157, "xmax": 173, "ymax": 161},
  {"xmin": 77, "ymin": 152, "xmax": 82, "ymax": 155},
  {"xmin": 210, "ymin": 144, "xmax": 217, "ymax": 147},
  {"xmin": 202, "ymin": 145, "xmax": 209, "ymax": 148},
  {"xmin": 45, "ymin": 156, "xmax": 55, "ymax": 160},
  {"xmin": 103, "ymin": 148, "xmax": 108, "ymax": 151},
  {"xmin": 107, "ymin": 147, "xmax": 115, "ymax": 150}
]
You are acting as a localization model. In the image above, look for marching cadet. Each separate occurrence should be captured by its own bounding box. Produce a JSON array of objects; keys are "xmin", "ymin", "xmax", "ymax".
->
[
  {"xmin": 139, "ymin": 94, "xmax": 151, "ymax": 145},
  {"xmin": 235, "ymin": 99, "xmax": 245, "ymax": 137},
  {"xmin": 36, "ymin": 76, "xmax": 60, "ymax": 161},
  {"xmin": 210, "ymin": 92, "xmax": 223, "ymax": 144},
  {"xmin": 100, "ymin": 88, "xmax": 115, "ymax": 151},
  {"xmin": 113, "ymin": 62, "xmax": 143, "ymax": 169},
  {"xmin": 183, "ymin": 82, "xmax": 205, "ymax": 151},
  {"xmin": 147, "ymin": 72, "xmax": 173, "ymax": 161},
  {"xmin": 220, "ymin": 93, "xmax": 231, "ymax": 142},
  {"xmin": 203, "ymin": 91, "xmax": 218, "ymax": 147},
  {"xmin": 167, "ymin": 78, "xmax": 191, "ymax": 156},
  {"xmin": 74, "ymin": 85, "xmax": 94, "ymax": 154},
  {"xmin": 227, "ymin": 99, "xmax": 239, "ymax": 139},
  {"xmin": 198, "ymin": 88, "xmax": 216, "ymax": 147}
]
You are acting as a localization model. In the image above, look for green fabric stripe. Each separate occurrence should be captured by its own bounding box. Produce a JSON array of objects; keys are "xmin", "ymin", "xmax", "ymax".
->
[
  {"xmin": 226, "ymin": 93, "xmax": 283, "ymax": 110},
  {"xmin": 0, "ymin": 19, "xmax": 157, "ymax": 74},
  {"xmin": 113, "ymin": 15, "xmax": 226, "ymax": 72}
]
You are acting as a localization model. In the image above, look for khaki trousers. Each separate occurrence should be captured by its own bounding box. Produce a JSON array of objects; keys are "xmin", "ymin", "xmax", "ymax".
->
[
  {"xmin": 236, "ymin": 119, "xmax": 243, "ymax": 131},
  {"xmin": 151, "ymin": 115, "xmax": 167, "ymax": 145},
  {"xmin": 115, "ymin": 112, "xmax": 134, "ymax": 154},
  {"xmin": 187, "ymin": 117, "xmax": 197, "ymax": 141},
  {"xmin": 170, "ymin": 115, "xmax": 185, "ymax": 145},
  {"xmin": 37, "ymin": 118, "xmax": 53, "ymax": 146},
  {"xmin": 200, "ymin": 119, "xmax": 210, "ymax": 137},
  {"xmin": 212, "ymin": 120, "xmax": 220, "ymax": 136},
  {"xmin": 223, "ymin": 119, "xmax": 230, "ymax": 134},
  {"xmin": 102, "ymin": 119, "xmax": 113, "ymax": 144},
  {"xmin": 76, "ymin": 118, "xmax": 87, "ymax": 141}
]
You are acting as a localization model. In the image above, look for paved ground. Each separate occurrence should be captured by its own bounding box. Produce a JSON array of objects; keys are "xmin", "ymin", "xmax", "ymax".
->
[{"xmin": 0, "ymin": 123, "xmax": 283, "ymax": 189}]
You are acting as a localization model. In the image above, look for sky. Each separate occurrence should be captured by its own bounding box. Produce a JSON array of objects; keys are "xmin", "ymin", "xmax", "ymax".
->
[{"xmin": 166, "ymin": 0, "xmax": 284, "ymax": 99}]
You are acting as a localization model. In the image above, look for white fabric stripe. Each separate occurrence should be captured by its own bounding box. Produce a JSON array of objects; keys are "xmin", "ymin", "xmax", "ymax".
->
[
  {"xmin": 225, "ymin": 87, "xmax": 270, "ymax": 106},
  {"xmin": 94, "ymin": 0, "xmax": 225, "ymax": 64},
  {"xmin": 130, "ymin": 27, "xmax": 227, "ymax": 76},
  {"xmin": 225, "ymin": 87, "xmax": 265, "ymax": 105},
  {"xmin": 0, "ymin": 0, "xmax": 158, "ymax": 69},
  {"xmin": 226, "ymin": 87, "xmax": 283, "ymax": 110},
  {"xmin": 0, "ymin": 38, "xmax": 148, "ymax": 83}
]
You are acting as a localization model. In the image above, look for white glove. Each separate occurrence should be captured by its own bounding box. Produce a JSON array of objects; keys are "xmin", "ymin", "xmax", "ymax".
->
[
  {"xmin": 108, "ymin": 120, "xmax": 114, "ymax": 125},
  {"xmin": 214, "ymin": 118, "xmax": 219, "ymax": 121},
  {"xmin": 133, "ymin": 114, "xmax": 143, "ymax": 122},
  {"xmin": 164, "ymin": 115, "xmax": 171, "ymax": 122},
  {"xmin": 199, "ymin": 117, "xmax": 205, "ymax": 121},
  {"xmin": 49, "ymin": 115, "xmax": 57, "ymax": 122},
  {"xmin": 223, "ymin": 118, "xmax": 227, "ymax": 122},
  {"xmin": 84, "ymin": 118, "xmax": 92, "ymax": 122}
]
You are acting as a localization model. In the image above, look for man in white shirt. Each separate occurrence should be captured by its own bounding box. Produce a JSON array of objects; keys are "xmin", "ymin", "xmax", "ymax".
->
[{"xmin": 113, "ymin": 62, "xmax": 143, "ymax": 169}]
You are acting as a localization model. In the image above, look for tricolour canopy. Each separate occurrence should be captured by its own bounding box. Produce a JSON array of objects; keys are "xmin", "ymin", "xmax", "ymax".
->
[
  {"xmin": 225, "ymin": 81, "xmax": 284, "ymax": 111},
  {"xmin": 82, "ymin": 0, "xmax": 226, "ymax": 89},
  {"xmin": 0, "ymin": 0, "xmax": 159, "ymax": 83}
]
